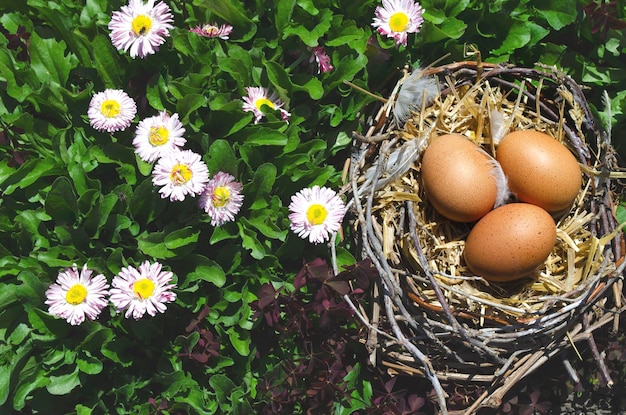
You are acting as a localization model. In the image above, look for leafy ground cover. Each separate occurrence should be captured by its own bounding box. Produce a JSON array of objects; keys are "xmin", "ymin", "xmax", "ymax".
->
[{"xmin": 0, "ymin": 0, "xmax": 625, "ymax": 414}]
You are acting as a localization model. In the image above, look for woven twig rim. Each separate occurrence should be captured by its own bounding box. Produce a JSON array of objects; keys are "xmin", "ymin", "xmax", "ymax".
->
[{"xmin": 343, "ymin": 61, "xmax": 626, "ymax": 414}]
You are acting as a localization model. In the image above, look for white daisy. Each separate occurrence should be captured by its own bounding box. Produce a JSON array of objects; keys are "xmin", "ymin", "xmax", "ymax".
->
[
  {"xmin": 372, "ymin": 0, "xmax": 424, "ymax": 47},
  {"xmin": 242, "ymin": 86, "xmax": 290, "ymax": 124},
  {"xmin": 152, "ymin": 149, "xmax": 209, "ymax": 201},
  {"xmin": 199, "ymin": 171, "xmax": 244, "ymax": 226},
  {"xmin": 108, "ymin": 0, "xmax": 174, "ymax": 59},
  {"xmin": 109, "ymin": 261, "xmax": 177, "ymax": 320},
  {"xmin": 45, "ymin": 264, "xmax": 110, "ymax": 326},
  {"xmin": 88, "ymin": 89, "xmax": 137, "ymax": 133},
  {"xmin": 288, "ymin": 185, "xmax": 346, "ymax": 244},
  {"xmin": 133, "ymin": 110, "xmax": 186, "ymax": 163},
  {"xmin": 189, "ymin": 23, "xmax": 233, "ymax": 39}
]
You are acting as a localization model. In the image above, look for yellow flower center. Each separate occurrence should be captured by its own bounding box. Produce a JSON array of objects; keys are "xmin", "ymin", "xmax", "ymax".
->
[
  {"xmin": 212, "ymin": 186, "xmax": 231, "ymax": 208},
  {"xmin": 133, "ymin": 278, "xmax": 155, "ymax": 300},
  {"xmin": 65, "ymin": 284, "xmax": 88, "ymax": 305},
  {"xmin": 132, "ymin": 15, "xmax": 153, "ymax": 36},
  {"xmin": 202, "ymin": 24, "xmax": 219, "ymax": 36},
  {"xmin": 101, "ymin": 99, "xmax": 121, "ymax": 118},
  {"xmin": 254, "ymin": 97, "xmax": 275, "ymax": 111},
  {"xmin": 306, "ymin": 203, "xmax": 328, "ymax": 226},
  {"xmin": 149, "ymin": 126, "xmax": 169, "ymax": 146},
  {"xmin": 389, "ymin": 12, "xmax": 410, "ymax": 32},
  {"xmin": 169, "ymin": 163, "xmax": 193, "ymax": 185}
]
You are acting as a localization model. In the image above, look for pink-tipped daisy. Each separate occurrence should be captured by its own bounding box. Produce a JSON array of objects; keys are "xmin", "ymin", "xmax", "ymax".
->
[
  {"xmin": 108, "ymin": 0, "xmax": 174, "ymax": 59},
  {"xmin": 372, "ymin": 0, "xmax": 424, "ymax": 47},
  {"xmin": 189, "ymin": 23, "xmax": 233, "ymax": 39},
  {"xmin": 242, "ymin": 87, "xmax": 291, "ymax": 124},
  {"xmin": 109, "ymin": 261, "xmax": 177, "ymax": 320},
  {"xmin": 152, "ymin": 149, "xmax": 209, "ymax": 201},
  {"xmin": 199, "ymin": 171, "xmax": 244, "ymax": 226},
  {"xmin": 88, "ymin": 89, "xmax": 137, "ymax": 133},
  {"xmin": 288, "ymin": 185, "xmax": 346, "ymax": 244},
  {"xmin": 309, "ymin": 46, "xmax": 334, "ymax": 74},
  {"xmin": 45, "ymin": 264, "xmax": 110, "ymax": 326},
  {"xmin": 133, "ymin": 110, "xmax": 186, "ymax": 163}
]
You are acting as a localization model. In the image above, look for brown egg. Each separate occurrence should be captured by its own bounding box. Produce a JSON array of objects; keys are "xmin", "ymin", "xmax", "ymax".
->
[
  {"xmin": 463, "ymin": 203, "xmax": 557, "ymax": 282},
  {"xmin": 496, "ymin": 130, "xmax": 581, "ymax": 213},
  {"xmin": 421, "ymin": 133, "xmax": 507, "ymax": 222}
]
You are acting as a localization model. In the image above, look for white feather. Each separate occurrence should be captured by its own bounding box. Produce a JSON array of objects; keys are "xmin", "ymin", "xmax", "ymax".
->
[
  {"xmin": 361, "ymin": 137, "xmax": 425, "ymax": 195},
  {"xmin": 393, "ymin": 70, "xmax": 439, "ymax": 125}
]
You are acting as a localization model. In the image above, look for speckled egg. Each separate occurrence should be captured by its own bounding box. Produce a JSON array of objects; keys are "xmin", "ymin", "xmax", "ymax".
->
[
  {"xmin": 421, "ymin": 133, "xmax": 507, "ymax": 222},
  {"xmin": 463, "ymin": 203, "xmax": 557, "ymax": 282},
  {"xmin": 496, "ymin": 130, "xmax": 582, "ymax": 213}
]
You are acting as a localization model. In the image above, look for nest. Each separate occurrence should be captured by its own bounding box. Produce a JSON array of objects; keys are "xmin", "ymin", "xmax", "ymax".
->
[{"xmin": 343, "ymin": 61, "xmax": 626, "ymax": 414}]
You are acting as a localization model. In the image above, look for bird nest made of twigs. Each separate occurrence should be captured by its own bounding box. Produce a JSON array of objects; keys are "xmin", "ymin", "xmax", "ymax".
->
[{"xmin": 343, "ymin": 61, "xmax": 626, "ymax": 414}]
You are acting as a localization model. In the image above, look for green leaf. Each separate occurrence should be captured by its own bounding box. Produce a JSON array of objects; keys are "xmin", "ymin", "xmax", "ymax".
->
[
  {"xmin": 0, "ymin": 364, "xmax": 11, "ymax": 405},
  {"xmin": 282, "ymin": 9, "xmax": 332, "ymax": 47},
  {"xmin": 176, "ymin": 94, "xmax": 206, "ymax": 124},
  {"xmin": 29, "ymin": 31, "xmax": 74, "ymax": 87},
  {"xmin": 491, "ymin": 19, "xmax": 549, "ymax": 56},
  {"xmin": 192, "ymin": 0, "xmax": 251, "ymax": 26},
  {"xmin": 276, "ymin": 0, "xmax": 296, "ymax": 31},
  {"xmin": 534, "ymin": 0, "xmax": 577, "ymax": 30},
  {"xmin": 76, "ymin": 354, "xmax": 103, "ymax": 375},
  {"xmin": 241, "ymin": 214, "xmax": 287, "ymax": 241},
  {"xmin": 226, "ymin": 326, "xmax": 250, "ymax": 356},
  {"xmin": 218, "ymin": 57, "xmax": 252, "ymax": 88},
  {"xmin": 324, "ymin": 17, "xmax": 365, "ymax": 48},
  {"xmin": 209, "ymin": 225, "xmax": 239, "ymax": 244},
  {"xmin": 209, "ymin": 374, "xmax": 236, "ymax": 405},
  {"xmin": 293, "ymin": 76, "xmax": 324, "ymax": 100},
  {"xmin": 335, "ymin": 246, "xmax": 356, "ymax": 270},
  {"xmin": 183, "ymin": 255, "xmax": 227, "ymax": 288},
  {"xmin": 0, "ymin": 158, "xmax": 62, "ymax": 196},
  {"xmin": 296, "ymin": 0, "xmax": 319, "ymax": 15},
  {"xmin": 432, "ymin": 16, "xmax": 467, "ymax": 41},
  {"xmin": 164, "ymin": 226, "xmax": 200, "ymax": 250},
  {"xmin": 245, "ymin": 163, "xmax": 276, "ymax": 210},
  {"xmin": 137, "ymin": 231, "xmax": 177, "ymax": 259},
  {"xmin": 239, "ymin": 127, "xmax": 288, "ymax": 146},
  {"xmin": 45, "ymin": 176, "xmax": 78, "ymax": 224},
  {"xmin": 444, "ymin": 0, "xmax": 471, "ymax": 17},
  {"xmin": 617, "ymin": 203, "xmax": 626, "ymax": 224},
  {"xmin": 46, "ymin": 367, "xmax": 81, "ymax": 395},
  {"xmin": 238, "ymin": 222, "xmax": 266, "ymax": 260},
  {"xmin": 207, "ymin": 139, "xmax": 238, "ymax": 176},
  {"xmin": 129, "ymin": 178, "xmax": 165, "ymax": 225}
]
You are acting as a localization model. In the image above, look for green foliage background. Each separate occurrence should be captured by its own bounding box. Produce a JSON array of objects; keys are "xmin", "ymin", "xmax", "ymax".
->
[{"xmin": 0, "ymin": 0, "xmax": 624, "ymax": 413}]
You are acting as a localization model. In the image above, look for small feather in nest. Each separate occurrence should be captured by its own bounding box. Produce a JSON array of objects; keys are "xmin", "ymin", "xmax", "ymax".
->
[
  {"xmin": 601, "ymin": 90, "xmax": 612, "ymax": 147},
  {"xmin": 489, "ymin": 109, "xmax": 508, "ymax": 145},
  {"xmin": 479, "ymin": 147, "xmax": 512, "ymax": 207},
  {"xmin": 362, "ymin": 137, "xmax": 424, "ymax": 194},
  {"xmin": 393, "ymin": 69, "xmax": 439, "ymax": 124}
]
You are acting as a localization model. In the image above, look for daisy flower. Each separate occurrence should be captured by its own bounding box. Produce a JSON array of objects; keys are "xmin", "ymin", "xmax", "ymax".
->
[
  {"xmin": 88, "ymin": 89, "xmax": 137, "ymax": 133},
  {"xmin": 288, "ymin": 185, "xmax": 346, "ymax": 244},
  {"xmin": 309, "ymin": 46, "xmax": 334, "ymax": 74},
  {"xmin": 152, "ymin": 149, "xmax": 209, "ymax": 201},
  {"xmin": 189, "ymin": 23, "xmax": 233, "ymax": 39},
  {"xmin": 109, "ymin": 261, "xmax": 177, "ymax": 320},
  {"xmin": 45, "ymin": 264, "xmax": 110, "ymax": 326},
  {"xmin": 199, "ymin": 171, "xmax": 244, "ymax": 226},
  {"xmin": 372, "ymin": 0, "xmax": 424, "ymax": 47},
  {"xmin": 108, "ymin": 0, "xmax": 174, "ymax": 59},
  {"xmin": 133, "ymin": 110, "xmax": 186, "ymax": 163},
  {"xmin": 242, "ymin": 87, "xmax": 291, "ymax": 124}
]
